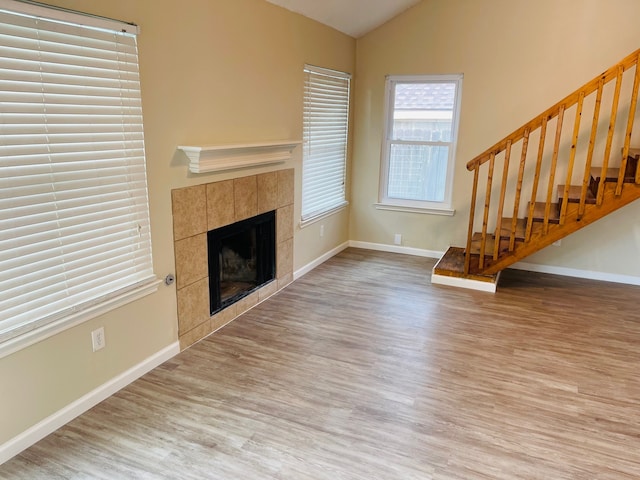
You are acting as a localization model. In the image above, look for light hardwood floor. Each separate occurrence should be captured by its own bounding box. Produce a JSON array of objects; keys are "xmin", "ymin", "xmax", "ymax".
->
[{"xmin": 3, "ymin": 248, "xmax": 640, "ymax": 479}]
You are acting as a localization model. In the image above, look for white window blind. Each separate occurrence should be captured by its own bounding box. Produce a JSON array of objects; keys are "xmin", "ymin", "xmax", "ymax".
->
[
  {"xmin": 0, "ymin": 2, "xmax": 155, "ymax": 345},
  {"xmin": 302, "ymin": 65, "xmax": 350, "ymax": 222}
]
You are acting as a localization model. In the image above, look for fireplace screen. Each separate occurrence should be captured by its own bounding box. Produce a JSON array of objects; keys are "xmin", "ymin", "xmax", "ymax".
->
[{"xmin": 208, "ymin": 210, "xmax": 276, "ymax": 314}]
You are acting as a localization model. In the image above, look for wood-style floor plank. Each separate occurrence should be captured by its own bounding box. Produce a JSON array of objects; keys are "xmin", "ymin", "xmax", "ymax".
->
[{"xmin": 3, "ymin": 248, "xmax": 640, "ymax": 479}]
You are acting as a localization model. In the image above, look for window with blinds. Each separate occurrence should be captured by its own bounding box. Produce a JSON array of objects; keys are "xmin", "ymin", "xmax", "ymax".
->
[
  {"xmin": 301, "ymin": 65, "xmax": 350, "ymax": 223},
  {"xmin": 0, "ymin": 1, "xmax": 157, "ymax": 348}
]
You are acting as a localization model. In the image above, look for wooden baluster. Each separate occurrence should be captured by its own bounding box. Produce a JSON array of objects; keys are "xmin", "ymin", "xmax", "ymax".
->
[
  {"xmin": 598, "ymin": 65, "xmax": 623, "ymax": 204},
  {"xmin": 493, "ymin": 141, "xmax": 512, "ymax": 260},
  {"xmin": 580, "ymin": 78, "xmax": 603, "ymax": 218},
  {"xmin": 479, "ymin": 153, "xmax": 495, "ymax": 270},
  {"xmin": 617, "ymin": 58, "xmax": 640, "ymax": 195},
  {"xmin": 544, "ymin": 105, "xmax": 565, "ymax": 234},
  {"xmin": 526, "ymin": 117, "xmax": 547, "ymax": 241},
  {"xmin": 510, "ymin": 129, "xmax": 530, "ymax": 251},
  {"xmin": 560, "ymin": 91, "xmax": 584, "ymax": 224},
  {"xmin": 464, "ymin": 166, "xmax": 480, "ymax": 275}
]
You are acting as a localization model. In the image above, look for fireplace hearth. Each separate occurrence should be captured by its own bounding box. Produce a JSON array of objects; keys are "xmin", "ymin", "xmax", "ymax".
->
[{"xmin": 208, "ymin": 210, "xmax": 276, "ymax": 314}]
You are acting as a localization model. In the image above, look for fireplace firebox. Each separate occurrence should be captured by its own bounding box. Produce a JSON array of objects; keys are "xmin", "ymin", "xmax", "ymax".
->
[{"xmin": 207, "ymin": 210, "xmax": 276, "ymax": 314}]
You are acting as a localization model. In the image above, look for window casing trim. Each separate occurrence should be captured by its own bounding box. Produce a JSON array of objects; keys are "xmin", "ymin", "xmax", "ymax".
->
[{"xmin": 378, "ymin": 74, "xmax": 463, "ymax": 213}]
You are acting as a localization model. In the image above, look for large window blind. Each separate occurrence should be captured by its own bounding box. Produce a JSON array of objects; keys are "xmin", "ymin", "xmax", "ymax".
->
[
  {"xmin": 0, "ymin": 1, "xmax": 156, "ymax": 346},
  {"xmin": 302, "ymin": 65, "xmax": 350, "ymax": 222}
]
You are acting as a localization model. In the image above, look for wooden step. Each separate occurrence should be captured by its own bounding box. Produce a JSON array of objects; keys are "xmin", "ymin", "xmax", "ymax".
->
[
  {"xmin": 432, "ymin": 246, "xmax": 499, "ymax": 282},
  {"xmin": 590, "ymin": 166, "xmax": 636, "ymax": 184},
  {"xmin": 498, "ymin": 217, "xmax": 526, "ymax": 240},
  {"xmin": 557, "ymin": 185, "xmax": 596, "ymax": 204},
  {"xmin": 527, "ymin": 201, "xmax": 560, "ymax": 224}
]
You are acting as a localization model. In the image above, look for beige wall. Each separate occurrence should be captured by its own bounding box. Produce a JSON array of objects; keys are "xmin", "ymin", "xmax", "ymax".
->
[
  {"xmin": 351, "ymin": 0, "xmax": 640, "ymax": 277},
  {"xmin": 0, "ymin": 0, "xmax": 354, "ymax": 445}
]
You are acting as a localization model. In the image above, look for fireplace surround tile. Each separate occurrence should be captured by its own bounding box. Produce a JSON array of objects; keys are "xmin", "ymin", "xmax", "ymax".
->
[
  {"xmin": 257, "ymin": 172, "xmax": 278, "ymax": 213},
  {"xmin": 178, "ymin": 319, "xmax": 212, "ymax": 351},
  {"xmin": 172, "ymin": 168, "xmax": 295, "ymax": 350},
  {"xmin": 206, "ymin": 180, "xmax": 235, "ymax": 230},
  {"xmin": 278, "ymin": 273, "xmax": 293, "ymax": 290},
  {"xmin": 277, "ymin": 237, "xmax": 293, "ymax": 278},
  {"xmin": 174, "ymin": 233, "xmax": 208, "ymax": 289},
  {"xmin": 176, "ymin": 277, "xmax": 210, "ymax": 335},
  {"xmin": 211, "ymin": 303, "xmax": 237, "ymax": 333},
  {"xmin": 258, "ymin": 280, "xmax": 279, "ymax": 301},
  {"xmin": 233, "ymin": 175, "xmax": 258, "ymax": 222},
  {"xmin": 172, "ymin": 185, "xmax": 207, "ymax": 240},
  {"xmin": 277, "ymin": 204, "xmax": 294, "ymax": 244},
  {"xmin": 277, "ymin": 168, "xmax": 294, "ymax": 207},
  {"xmin": 234, "ymin": 290, "xmax": 260, "ymax": 315}
]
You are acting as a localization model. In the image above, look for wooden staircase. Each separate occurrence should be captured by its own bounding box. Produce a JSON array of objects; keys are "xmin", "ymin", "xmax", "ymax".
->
[{"xmin": 433, "ymin": 48, "xmax": 640, "ymax": 290}]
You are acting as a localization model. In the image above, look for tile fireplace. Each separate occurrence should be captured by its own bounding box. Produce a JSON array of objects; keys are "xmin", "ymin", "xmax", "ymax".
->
[{"xmin": 171, "ymin": 169, "xmax": 294, "ymax": 349}]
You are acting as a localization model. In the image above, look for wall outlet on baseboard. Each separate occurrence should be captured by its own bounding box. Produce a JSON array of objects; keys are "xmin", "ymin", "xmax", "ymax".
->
[
  {"xmin": 319, "ymin": 224, "xmax": 324, "ymax": 237},
  {"xmin": 91, "ymin": 327, "xmax": 105, "ymax": 352},
  {"xmin": 394, "ymin": 233, "xmax": 402, "ymax": 245}
]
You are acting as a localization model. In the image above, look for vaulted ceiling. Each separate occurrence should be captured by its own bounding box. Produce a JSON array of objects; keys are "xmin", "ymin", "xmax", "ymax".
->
[{"xmin": 264, "ymin": 0, "xmax": 422, "ymax": 38}]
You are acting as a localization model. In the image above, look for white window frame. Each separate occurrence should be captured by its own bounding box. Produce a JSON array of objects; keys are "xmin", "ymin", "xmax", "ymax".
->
[
  {"xmin": 377, "ymin": 74, "xmax": 463, "ymax": 215},
  {"xmin": 0, "ymin": 0, "xmax": 159, "ymax": 358},
  {"xmin": 301, "ymin": 64, "xmax": 350, "ymax": 226}
]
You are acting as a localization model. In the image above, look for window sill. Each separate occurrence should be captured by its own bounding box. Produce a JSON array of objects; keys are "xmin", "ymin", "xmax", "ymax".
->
[
  {"xmin": 374, "ymin": 203, "xmax": 455, "ymax": 216},
  {"xmin": 299, "ymin": 201, "xmax": 349, "ymax": 228},
  {"xmin": 0, "ymin": 277, "xmax": 162, "ymax": 360}
]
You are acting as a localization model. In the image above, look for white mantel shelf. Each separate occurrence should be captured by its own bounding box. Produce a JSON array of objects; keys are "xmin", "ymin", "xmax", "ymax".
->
[{"xmin": 178, "ymin": 140, "xmax": 301, "ymax": 174}]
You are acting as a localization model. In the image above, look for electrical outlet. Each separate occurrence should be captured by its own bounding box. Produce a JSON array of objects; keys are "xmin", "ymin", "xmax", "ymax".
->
[
  {"xmin": 320, "ymin": 225, "xmax": 324, "ymax": 237},
  {"xmin": 91, "ymin": 327, "xmax": 105, "ymax": 352},
  {"xmin": 394, "ymin": 233, "xmax": 402, "ymax": 245}
]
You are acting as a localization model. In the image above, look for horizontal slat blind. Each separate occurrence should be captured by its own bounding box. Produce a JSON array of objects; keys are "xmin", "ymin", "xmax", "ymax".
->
[
  {"xmin": 302, "ymin": 65, "xmax": 350, "ymax": 221},
  {"xmin": 0, "ymin": 5, "xmax": 155, "ymax": 342}
]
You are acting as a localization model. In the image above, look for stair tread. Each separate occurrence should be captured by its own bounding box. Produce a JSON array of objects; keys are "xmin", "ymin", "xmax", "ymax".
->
[
  {"xmin": 499, "ymin": 217, "xmax": 526, "ymax": 240},
  {"xmin": 590, "ymin": 166, "xmax": 636, "ymax": 183},
  {"xmin": 432, "ymin": 246, "xmax": 498, "ymax": 281},
  {"xmin": 557, "ymin": 184, "xmax": 596, "ymax": 203},
  {"xmin": 527, "ymin": 201, "xmax": 560, "ymax": 224}
]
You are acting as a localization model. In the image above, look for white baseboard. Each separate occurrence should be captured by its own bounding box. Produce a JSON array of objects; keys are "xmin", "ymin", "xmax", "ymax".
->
[
  {"xmin": 431, "ymin": 271, "xmax": 500, "ymax": 293},
  {"xmin": 347, "ymin": 241, "xmax": 640, "ymax": 287},
  {"xmin": 294, "ymin": 241, "xmax": 350, "ymax": 280},
  {"xmin": 348, "ymin": 241, "xmax": 444, "ymax": 259},
  {"xmin": 510, "ymin": 261, "xmax": 640, "ymax": 286},
  {"xmin": 0, "ymin": 341, "xmax": 180, "ymax": 465}
]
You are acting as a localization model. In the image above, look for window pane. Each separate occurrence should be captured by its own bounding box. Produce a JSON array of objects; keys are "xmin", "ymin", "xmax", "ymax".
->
[
  {"xmin": 387, "ymin": 144, "xmax": 449, "ymax": 202},
  {"xmin": 391, "ymin": 83, "xmax": 456, "ymax": 142}
]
